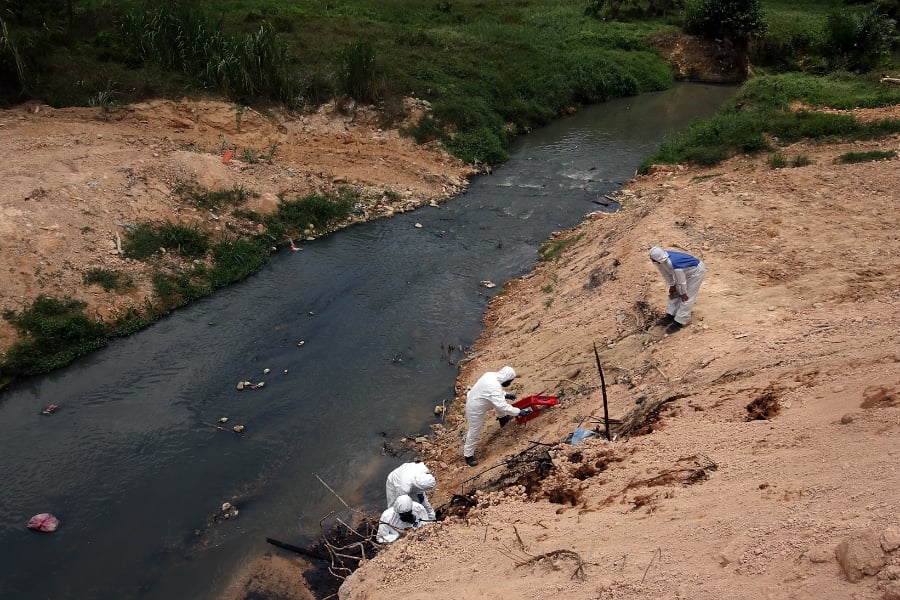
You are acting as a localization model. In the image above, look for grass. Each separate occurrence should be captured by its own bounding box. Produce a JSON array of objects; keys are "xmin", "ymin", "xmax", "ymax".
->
[
  {"xmin": 1, "ymin": 295, "xmax": 108, "ymax": 377},
  {"xmin": 2, "ymin": 0, "xmax": 677, "ymax": 164},
  {"xmin": 644, "ymin": 72, "xmax": 900, "ymax": 170},
  {"xmin": 123, "ymin": 222, "xmax": 210, "ymax": 260},
  {"xmin": 539, "ymin": 232, "xmax": 586, "ymax": 263},
  {"xmin": 176, "ymin": 184, "xmax": 257, "ymax": 210},
  {"xmin": 836, "ymin": 149, "xmax": 897, "ymax": 163},
  {"xmin": 83, "ymin": 268, "xmax": 135, "ymax": 292}
]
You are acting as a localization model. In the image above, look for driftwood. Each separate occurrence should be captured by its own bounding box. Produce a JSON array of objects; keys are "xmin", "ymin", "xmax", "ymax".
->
[{"xmin": 881, "ymin": 77, "xmax": 900, "ymax": 85}]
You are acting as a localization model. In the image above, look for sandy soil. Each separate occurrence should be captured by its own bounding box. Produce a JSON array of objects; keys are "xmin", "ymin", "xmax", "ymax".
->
[
  {"xmin": 0, "ymin": 98, "xmax": 473, "ymax": 354},
  {"xmin": 2, "ymin": 97, "xmax": 899, "ymax": 600},
  {"xmin": 338, "ymin": 105, "xmax": 900, "ymax": 600}
]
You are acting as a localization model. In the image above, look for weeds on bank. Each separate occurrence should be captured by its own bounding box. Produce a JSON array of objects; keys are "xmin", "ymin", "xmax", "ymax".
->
[
  {"xmin": 83, "ymin": 268, "xmax": 135, "ymax": 292},
  {"xmin": 1, "ymin": 296, "xmax": 108, "ymax": 377},
  {"xmin": 176, "ymin": 185, "xmax": 257, "ymax": 210},
  {"xmin": 0, "ymin": 186, "xmax": 356, "ymax": 379},
  {"xmin": 539, "ymin": 232, "xmax": 586, "ymax": 263},
  {"xmin": 644, "ymin": 73, "xmax": 900, "ymax": 170},
  {"xmin": 768, "ymin": 152, "xmax": 812, "ymax": 168},
  {"xmin": 836, "ymin": 149, "xmax": 897, "ymax": 163},
  {"xmin": 123, "ymin": 223, "xmax": 209, "ymax": 260}
]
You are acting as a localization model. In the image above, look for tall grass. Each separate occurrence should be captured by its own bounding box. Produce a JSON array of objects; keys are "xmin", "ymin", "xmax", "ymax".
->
[{"xmin": 116, "ymin": 3, "xmax": 297, "ymax": 103}]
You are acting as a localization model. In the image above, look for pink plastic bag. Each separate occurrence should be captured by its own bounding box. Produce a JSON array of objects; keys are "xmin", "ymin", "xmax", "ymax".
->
[{"xmin": 27, "ymin": 513, "xmax": 60, "ymax": 532}]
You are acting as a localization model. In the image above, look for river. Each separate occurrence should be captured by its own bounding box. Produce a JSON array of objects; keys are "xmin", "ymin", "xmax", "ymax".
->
[{"xmin": 0, "ymin": 83, "xmax": 736, "ymax": 600}]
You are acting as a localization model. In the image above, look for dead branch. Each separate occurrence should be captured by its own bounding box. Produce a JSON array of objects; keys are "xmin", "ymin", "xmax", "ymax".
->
[
  {"xmin": 315, "ymin": 473, "xmax": 352, "ymax": 511},
  {"xmin": 512, "ymin": 525, "xmax": 528, "ymax": 553},
  {"xmin": 641, "ymin": 547, "xmax": 661, "ymax": 584},
  {"xmin": 516, "ymin": 549, "xmax": 587, "ymax": 581},
  {"xmin": 880, "ymin": 77, "xmax": 900, "ymax": 85}
]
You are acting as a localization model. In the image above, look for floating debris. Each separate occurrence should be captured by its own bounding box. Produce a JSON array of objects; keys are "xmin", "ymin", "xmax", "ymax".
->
[
  {"xmin": 263, "ymin": 368, "xmax": 271, "ymax": 374},
  {"xmin": 237, "ymin": 380, "xmax": 265, "ymax": 390},
  {"xmin": 297, "ymin": 340, "xmax": 305, "ymax": 347},
  {"xmin": 41, "ymin": 404, "xmax": 59, "ymax": 416},
  {"xmin": 218, "ymin": 417, "xmax": 229, "ymax": 424},
  {"xmin": 232, "ymin": 424, "xmax": 245, "ymax": 434},
  {"xmin": 27, "ymin": 513, "xmax": 59, "ymax": 532},
  {"xmin": 480, "ymin": 280, "xmax": 496, "ymax": 288}
]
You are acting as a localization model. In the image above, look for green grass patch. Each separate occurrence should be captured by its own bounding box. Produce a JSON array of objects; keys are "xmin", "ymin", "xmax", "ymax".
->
[
  {"xmin": 644, "ymin": 73, "xmax": 900, "ymax": 169},
  {"xmin": 82, "ymin": 268, "xmax": 135, "ymax": 292},
  {"xmin": 768, "ymin": 152, "xmax": 788, "ymax": 168},
  {"xmin": 123, "ymin": 222, "xmax": 210, "ymax": 260},
  {"xmin": 836, "ymin": 149, "xmax": 897, "ymax": 163},
  {"xmin": 176, "ymin": 185, "xmax": 258, "ymax": 210},
  {"xmin": 539, "ymin": 232, "xmax": 586, "ymax": 263},
  {"xmin": 1, "ymin": 295, "xmax": 108, "ymax": 377},
  {"xmin": 262, "ymin": 189, "xmax": 357, "ymax": 244}
]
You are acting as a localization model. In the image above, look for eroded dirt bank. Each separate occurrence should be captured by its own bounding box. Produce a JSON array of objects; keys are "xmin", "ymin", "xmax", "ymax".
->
[
  {"xmin": 336, "ymin": 107, "xmax": 900, "ymax": 600},
  {"xmin": 0, "ymin": 98, "xmax": 473, "ymax": 356}
]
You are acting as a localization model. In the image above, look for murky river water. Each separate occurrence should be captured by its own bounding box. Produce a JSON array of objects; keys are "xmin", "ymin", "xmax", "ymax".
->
[{"xmin": 0, "ymin": 83, "xmax": 736, "ymax": 599}]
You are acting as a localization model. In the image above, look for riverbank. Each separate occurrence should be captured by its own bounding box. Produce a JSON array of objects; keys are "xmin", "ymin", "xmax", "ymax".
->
[
  {"xmin": 0, "ymin": 98, "xmax": 473, "ymax": 363},
  {"xmin": 336, "ymin": 104, "xmax": 900, "ymax": 599}
]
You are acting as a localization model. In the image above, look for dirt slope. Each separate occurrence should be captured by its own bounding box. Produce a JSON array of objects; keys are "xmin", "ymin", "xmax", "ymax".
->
[
  {"xmin": 0, "ymin": 98, "xmax": 472, "ymax": 355},
  {"xmin": 337, "ymin": 106, "xmax": 900, "ymax": 600}
]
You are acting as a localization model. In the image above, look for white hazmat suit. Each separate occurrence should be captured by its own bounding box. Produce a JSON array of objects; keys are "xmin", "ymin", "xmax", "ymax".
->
[
  {"xmin": 376, "ymin": 494, "xmax": 430, "ymax": 543},
  {"xmin": 649, "ymin": 246, "xmax": 706, "ymax": 326},
  {"xmin": 385, "ymin": 462, "xmax": 436, "ymax": 521},
  {"xmin": 463, "ymin": 366, "xmax": 521, "ymax": 461}
]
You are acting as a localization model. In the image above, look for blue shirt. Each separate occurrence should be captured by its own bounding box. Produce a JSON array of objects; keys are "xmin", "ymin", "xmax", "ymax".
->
[{"xmin": 667, "ymin": 250, "xmax": 700, "ymax": 269}]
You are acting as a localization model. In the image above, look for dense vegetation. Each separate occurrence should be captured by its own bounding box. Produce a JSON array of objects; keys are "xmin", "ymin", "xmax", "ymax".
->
[{"xmin": 1, "ymin": 0, "xmax": 898, "ymax": 381}]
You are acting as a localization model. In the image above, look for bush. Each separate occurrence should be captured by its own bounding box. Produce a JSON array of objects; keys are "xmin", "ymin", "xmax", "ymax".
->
[
  {"xmin": 682, "ymin": 0, "xmax": 767, "ymax": 44},
  {"xmin": 1, "ymin": 295, "xmax": 108, "ymax": 376},
  {"xmin": 820, "ymin": 8, "xmax": 896, "ymax": 73},
  {"xmin": 768, "ymin": 152, "xmax": 787, "ymax": 168}
]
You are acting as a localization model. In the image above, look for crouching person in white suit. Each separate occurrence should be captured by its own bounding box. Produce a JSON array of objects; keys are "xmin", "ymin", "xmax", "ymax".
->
[{"xmin": 376, "ymin": 494, "xmax": 430, "ymax": 543}]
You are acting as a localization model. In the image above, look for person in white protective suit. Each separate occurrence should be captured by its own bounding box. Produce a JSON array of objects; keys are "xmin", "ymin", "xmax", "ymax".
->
[
  {"xmin": 385, "ymin": 462, "xmax": 437, "ymax": 521},
  {"xmin": 375, "ymin": 494, "xmax": 430, "ymax": 543},
  {"xmin": 649, "ymin": 246, "xmax": 706, "ymax": 334},
  {"xmin": 462, "ymin": 366, "xmax": 531, "ymax": 467}
]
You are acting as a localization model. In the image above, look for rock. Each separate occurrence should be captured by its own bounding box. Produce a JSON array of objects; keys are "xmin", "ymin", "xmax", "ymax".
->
[
  {"xmin": 434, "ymin": 405, "xmax": 444, "ymax": 416},
  {"xmin": 835, "ymin": 529, "xmax": 886, "ymax": 582},
  {"xmin": 807, "ymin": 546, "xmax": 833, "ymax": 563},
  {"xmin": 883, "ymin": 526, "xmax": 900, "ymax": 552},
  {"xmin": 840, "ymin": 413, "xmax": 854, "ymax": 424}
]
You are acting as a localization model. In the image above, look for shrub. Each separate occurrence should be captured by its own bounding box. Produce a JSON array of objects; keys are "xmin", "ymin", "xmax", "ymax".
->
[
  {"xmin": 791, "ymin": 154, "xmax": 812, "ymax": 167},
  {"xmin": 1, "ymin": 295, "xmax": 108, "ymax": 376},
  {"xmin": 768, "ymin": 152, "xmax": 787, "ymax": 168},
  {"xmin": 682, "ymin": 0, "xmax": 767, "ymax": 52},
  {"xmin": 820, "ymin": 8, "xmax": 896, "ymax": 73}
]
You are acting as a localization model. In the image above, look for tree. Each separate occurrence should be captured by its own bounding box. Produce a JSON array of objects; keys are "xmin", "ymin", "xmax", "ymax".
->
[
  {"xmin": 683, "ymin": 0, "xmax": 767, "ymax": 44},
  {"xmin": 682, "ymin": 0, "xmax": 767, "ymax": 75}
]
